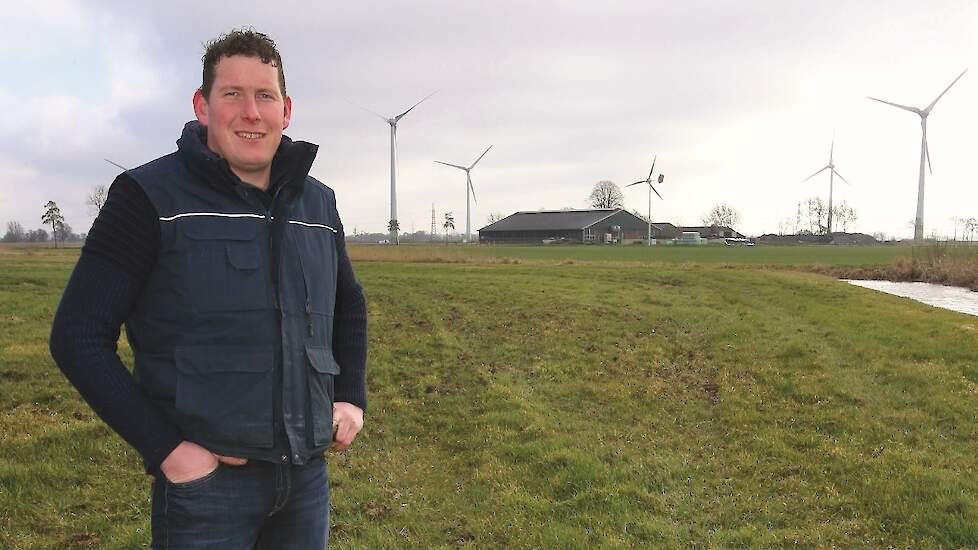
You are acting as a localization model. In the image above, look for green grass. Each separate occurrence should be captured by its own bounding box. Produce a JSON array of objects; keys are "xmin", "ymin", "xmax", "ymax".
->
[
  {"xmin": 350, "ymin": 242, "xmax": 916, "ymax": 267},
  {"xmin": 3, "ymin": 246, "xmax": 978, "ymax": 547}
]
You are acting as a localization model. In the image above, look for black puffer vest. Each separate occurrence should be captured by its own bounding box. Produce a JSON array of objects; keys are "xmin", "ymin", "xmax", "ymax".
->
[{"xmin": 125, "ymin": 122, "xmax": 340, "ymax": 464}]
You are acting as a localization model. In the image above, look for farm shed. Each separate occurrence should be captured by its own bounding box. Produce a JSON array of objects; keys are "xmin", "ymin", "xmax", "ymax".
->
[
  {"xmin": 479, "ymin": 209, "xmax": 677, "ymax": 244},
  {"xmin": 680, "ymin": 225, "xmax": 746, "ymax": 240}
]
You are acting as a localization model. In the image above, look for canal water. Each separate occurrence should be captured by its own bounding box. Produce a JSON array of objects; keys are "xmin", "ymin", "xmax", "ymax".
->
[{"xmin": 846, "ymin": 280, "xmax": 978, "ymax": 317}]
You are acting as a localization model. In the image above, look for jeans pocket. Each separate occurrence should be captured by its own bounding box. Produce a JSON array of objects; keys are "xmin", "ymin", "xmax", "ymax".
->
[{"xmin": 166, "ymin": 463, "xmax": 221, "ymax": 490}]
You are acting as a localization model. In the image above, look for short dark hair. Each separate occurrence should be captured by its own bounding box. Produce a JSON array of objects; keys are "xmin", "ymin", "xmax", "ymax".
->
[{"xmin": 200, "ymin": 28, "xmax": 286, "ymax": 99}]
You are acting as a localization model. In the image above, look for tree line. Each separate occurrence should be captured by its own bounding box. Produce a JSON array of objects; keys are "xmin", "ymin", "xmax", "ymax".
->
[
  {"xmin": 3, "ymin": 200, "xmax": 88, "ymax": 246},
  {"xmin": 2, "ymin": 185, "xmax": 109, "ymax": 246}
]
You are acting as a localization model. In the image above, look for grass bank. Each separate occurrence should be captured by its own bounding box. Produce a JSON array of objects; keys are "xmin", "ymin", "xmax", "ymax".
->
[
  {"xmin": 2, "ymin": 248, "xmax": 978, "ymax": 547},
  {"xmin": 811, "ymin": 244, "xmax": 978, "ymax": 291}
]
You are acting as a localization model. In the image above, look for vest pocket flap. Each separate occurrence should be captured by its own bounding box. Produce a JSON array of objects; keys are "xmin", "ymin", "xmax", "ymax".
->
[
  {"xmin": 182, "ymin": 217, "xmax": 259, "ymax": 241},
  {"xmin": 305, "ymin": 346, "xmax": 341, "ymax": 375},
  {"xmin": 175, "ymin": 346, "xmax": 274, "ymax": 374},
  {"xmin": 226, "ymin": 243, "xmax": 260, "ymax": 270}
]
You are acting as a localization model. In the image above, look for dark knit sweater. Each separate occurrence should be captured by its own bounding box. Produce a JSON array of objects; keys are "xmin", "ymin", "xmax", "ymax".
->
[{"xmin": 50, "ymin": 171, "xmax": 367, "ymax": 474}]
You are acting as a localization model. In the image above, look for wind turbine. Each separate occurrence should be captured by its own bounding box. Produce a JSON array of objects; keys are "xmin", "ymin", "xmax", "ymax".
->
[
  {"xmin": 801, "ymin": 134, "xmax": 850, "ymax": 235},
  {"xmin": 103, "ymin": 158, "xmax": 129, "ymax": 170},
  {"xmin": 434, "ymin": 145, "xmax": 492, "ymax": 243},
  {"xmin": 354, "ymin": 92, "xmax": 436, "ymax": 244},
  {"xmin": 867, "ymin": 68, "xmax": 967, "ymax": 242},
  {"xmin": 625, "ymin": 155, "xmax": 664, "ymax": 247}
]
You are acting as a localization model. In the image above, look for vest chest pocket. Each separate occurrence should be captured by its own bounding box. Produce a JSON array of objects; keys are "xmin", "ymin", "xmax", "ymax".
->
[
  {"xmin": 290, "ymin": 223, "xmax": 338, "ymax": 316},
  {"xmin": 181, "ymin": 219, "xmax": 269, "ymax": 313}
]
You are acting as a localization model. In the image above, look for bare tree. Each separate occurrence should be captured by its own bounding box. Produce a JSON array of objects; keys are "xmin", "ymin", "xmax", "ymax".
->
[
  {"xmin": 588, "ymin": 180, "xmax": 623, "ymax": 209},
  {"xmin": 965, "ymin": 217, "xmax": 978, "ymax": 241},
  {"xmin": 3, "ymin": 221, "xmax": 26, "ymax": 243},
  {"xmin": 486, "ymin": 212, "xmax": 504, "ymax": 225},
  {"xmin": 701, "ymin": 203, "xmax": 740, "ymax": 230},
  {"xmin": 26, "ymin": 228, "xmax": 49, "ymax": 242},
  {"xmin": 41, "ymin": 201, "xmax": 64, "ymax": 248},
  {"xmin": 87, "ymin": 185, "xmax": 108, "ymax": 216},
  {"xmin": 778, "ymin": 218, "xmax": 793, "ymax": 236},
  {"xmin": 804, "ymin": 197, "xmax": 827, "ymax": 234},
  {"xmin": 55, "ymin": 221, "xmax": 77, "ymax": 243},
  {"xmin": 950, "ymin": 216, "xmax": 972, "ymax": 241},
  {"xmin": 834, "ymin": 201, "xmax": 857, "ymax": 232}
]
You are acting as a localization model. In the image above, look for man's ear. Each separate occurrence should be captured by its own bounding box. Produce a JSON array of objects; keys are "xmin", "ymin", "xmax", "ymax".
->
[
  {"xmin": 282, "ymin": 96, "xmax": 292, "ymax": 130},
  {"xmin": 193, "ymin": 89, "xmax": 209, "ymax": 125}
]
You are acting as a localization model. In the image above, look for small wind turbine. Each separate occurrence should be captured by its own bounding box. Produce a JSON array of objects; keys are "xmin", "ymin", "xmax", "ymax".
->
[
  {"xmin": 434, "ymin": 145, "xmax": 492, "ymax": 243},
  {"xmin": 801, "ymin": 134, "xmax": 851, "ymax": 235},
  {"xmin": 354, "ymin": 92, "xmax": 436, "ymax": 244},
  {"xmin": 867, "ymin": 69, "xmax": 967, "ymax": 242},
  {"xmin": 626, "ymin": 155, "xmax": 664, "ymax": 246}
]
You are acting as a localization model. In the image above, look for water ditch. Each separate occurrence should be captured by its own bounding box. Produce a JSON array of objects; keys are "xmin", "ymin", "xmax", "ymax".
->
[{"xmin": 845, "ymin": 280, "xmax": 978, "ymax": 317}]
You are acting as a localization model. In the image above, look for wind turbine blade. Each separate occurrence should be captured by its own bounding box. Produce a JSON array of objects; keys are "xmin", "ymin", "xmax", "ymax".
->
[
  {"xmin": 832, "ymin": 169, "xmax": 852, "ymax": 186},
  {"xmin": 103, "ymin": 158, "xmax": 129, "ymax": 171},
  {"xmin": 866, "ymin": 96, "xmax": 921, "ymax": 115},
  {"xmin": 468, "ymin": 145, "xmax": 493, "ymax": 170},
  {"xmin": 346, "ymin": 98, "xmax": 389, "ymax": 123},
  {"xmin": 924, "ymin": 132, "xmax": 932, "ymax": 175},
  {"xmin": 468, "ymin": 175, "xmax": 478, "ymax": 204},
  {"xmin": 646, "ymin": 155, "xmax": 657, "ymax": 181},
  {"xmin": 626, "ymin": 180, "xmax": 647, "ymax": 187},
  {"xmin": 434, "ymin": 160, "xmax": 468, "ymax": 171},
  {"xmin": 394, "ymin": 90, "xmax": 437, "ymax": 121},
  {"xmin": 650, "ymin": 185, "xmax": 663, "ymax": 200},
  {"xmin": 925, "ymin": 68, "xmax": 967, "ymax": 113},
  {"xmin": 829, "ymin": 134, "xmax": 834, "ymax": 163},
  {"xmin": 802, "ymin": 165, "xmax": 830, "ymax": 182}
]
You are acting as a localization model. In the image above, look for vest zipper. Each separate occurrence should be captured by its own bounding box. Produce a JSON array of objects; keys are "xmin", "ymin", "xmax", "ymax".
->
[
  {"xmin": 293, "ymin": 250, "xmax": 314, "ymax": 337},
  {"xmin": 267, "ymin": 183, "xmax": 312, "ymax": 337}
]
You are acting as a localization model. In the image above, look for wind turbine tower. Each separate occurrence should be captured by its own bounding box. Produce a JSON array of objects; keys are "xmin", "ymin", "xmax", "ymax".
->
[
  {"xmin": 867, "ymin": 69, "xmax": 967, "ymax": 242},
  {"xmin": 355, "ymin": 92, "xmax": 436, "ymax": 244},
  {"xmin": 434, "ymin": 146, "xmax": 493, "ymax": 243},
  {"xmin": 626, "ymin": 155, "xmax": 664, "ymax": 246},
  {"xmin": 802, "ymin": 134, "xmax": 850, "ymax": 234}
]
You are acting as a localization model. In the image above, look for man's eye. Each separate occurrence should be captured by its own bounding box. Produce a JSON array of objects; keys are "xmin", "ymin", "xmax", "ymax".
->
[
  {"xmin": 259, "ymin": 93, "xmax": 274, "ymax": 100},
  {"xmin": 225, "ymin": 91, "xmax": 239, "ymax": 97}
]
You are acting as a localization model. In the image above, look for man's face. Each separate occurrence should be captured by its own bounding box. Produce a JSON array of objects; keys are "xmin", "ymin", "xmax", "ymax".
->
[{"xmin": 192, "ymin": 55, "xmax": 292, "ymax": 189}]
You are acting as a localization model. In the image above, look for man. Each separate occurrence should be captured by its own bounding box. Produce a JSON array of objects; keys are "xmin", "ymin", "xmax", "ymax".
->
[{"xmin": 50, "ymin": 29, "xmax": 366, "ymax": 548}]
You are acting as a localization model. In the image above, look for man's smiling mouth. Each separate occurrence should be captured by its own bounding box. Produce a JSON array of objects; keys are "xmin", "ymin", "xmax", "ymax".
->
[{"xmin": 236, "ymin": 131, "xmax": 265, "ymax": 140}]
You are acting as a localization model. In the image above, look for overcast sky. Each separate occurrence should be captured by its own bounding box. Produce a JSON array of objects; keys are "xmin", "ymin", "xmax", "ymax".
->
[{"xmin": 2, "ymin": 1, "xmax": 976, "ymax": 239}]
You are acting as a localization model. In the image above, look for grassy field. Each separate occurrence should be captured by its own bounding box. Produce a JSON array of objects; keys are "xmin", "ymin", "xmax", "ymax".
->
[
  {"xmin": 3, "ymin": 245, "xmax": 978, "ymax": 547},
  {"xmin": 348, "ymin": 242, "xmax": 917, "ymax": 266}
]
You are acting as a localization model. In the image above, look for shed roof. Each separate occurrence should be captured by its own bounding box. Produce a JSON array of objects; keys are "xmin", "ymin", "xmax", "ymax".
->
[
  {"xmin": 480, "ymin": 209, "xmax": 623, "ymax": 232},
  {"xmin": 681, "ymin": 226, "xmax": 745, "ymax": 238}
]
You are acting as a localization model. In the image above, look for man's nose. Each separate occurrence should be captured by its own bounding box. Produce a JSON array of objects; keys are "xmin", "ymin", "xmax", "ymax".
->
[{"xmin": 241, "ymin": 96, "xmax": 261, "ymax": 121}]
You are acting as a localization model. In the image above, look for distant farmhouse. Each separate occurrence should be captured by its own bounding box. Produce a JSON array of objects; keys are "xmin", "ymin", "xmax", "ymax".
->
[{"xmin": 478, "ymin": 209, "xmax": 679, "ymax": 244}]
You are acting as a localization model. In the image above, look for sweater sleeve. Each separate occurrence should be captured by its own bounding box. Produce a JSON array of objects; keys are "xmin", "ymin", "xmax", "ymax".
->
[
  {"xmin": 49, "ymin": 175, "xmax": 184, "ymax": 474},
  {"xmin": 331, "ymin": 215, "xmax": 368, "ymax": 412}
]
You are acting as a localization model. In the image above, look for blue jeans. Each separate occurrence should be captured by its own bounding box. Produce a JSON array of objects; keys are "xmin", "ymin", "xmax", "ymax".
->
[{"xmin": 151, "ymin": 455, "xmax": 329, "ymax": 549}]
